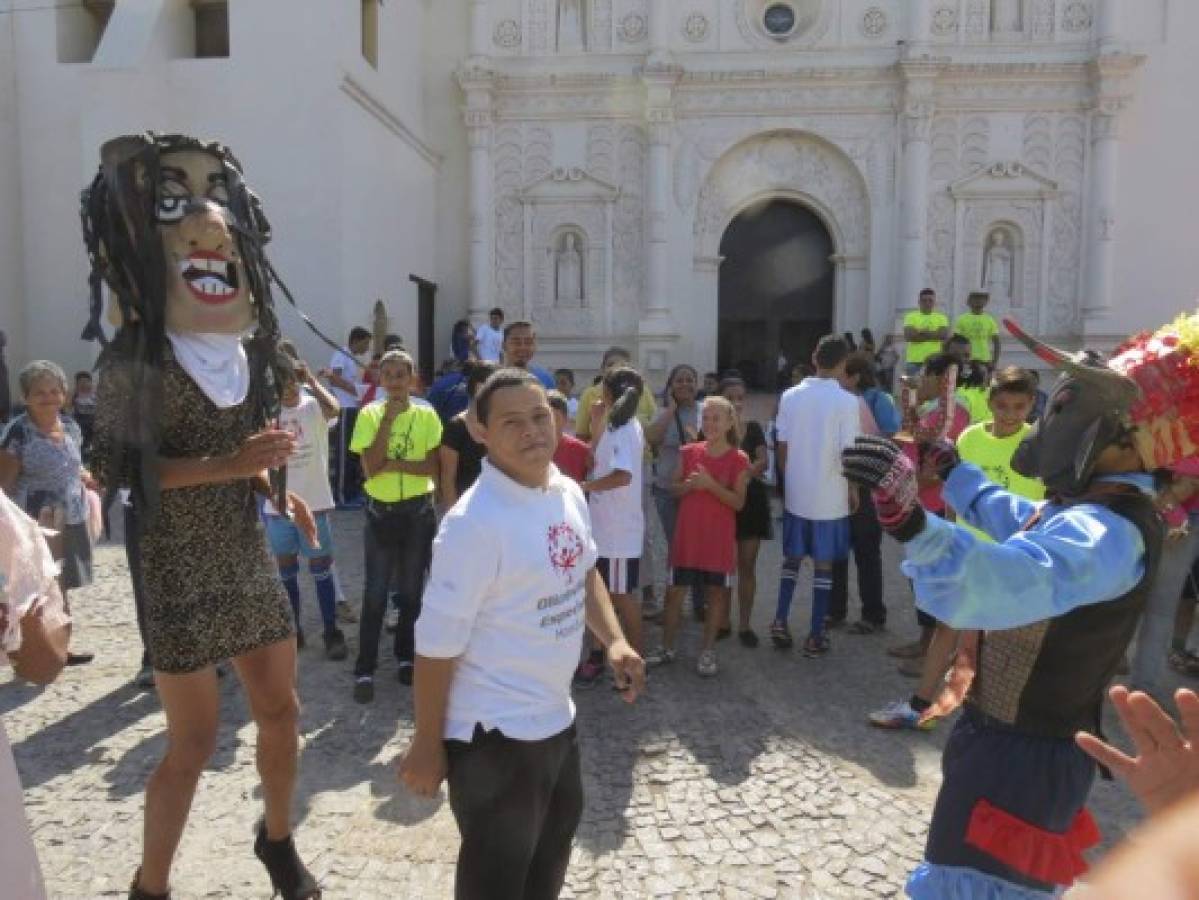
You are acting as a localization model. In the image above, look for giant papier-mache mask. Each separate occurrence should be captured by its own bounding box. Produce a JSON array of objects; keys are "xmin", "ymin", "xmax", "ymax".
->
[
  {"xmin": 81, "ymin": 132, "xmax": 275, "ymax": 342},
  {"xmin": 1006, "ymin": 315, "xmax": 1199, "ymax": 497}
]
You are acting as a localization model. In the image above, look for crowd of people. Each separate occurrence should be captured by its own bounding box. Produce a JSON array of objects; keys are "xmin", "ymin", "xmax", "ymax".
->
[{"xmin": 3, "ymin": 130, "xmax": 1199, "ymax": 900}]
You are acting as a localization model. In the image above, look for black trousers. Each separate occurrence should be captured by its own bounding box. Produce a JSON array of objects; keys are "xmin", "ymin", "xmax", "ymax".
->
[
  {"xmin": 354, "ymin": 496, "xmax": 435, "ymax": 676},
  {"xmin": 446, "ymin": 723, "xmax": 583, "ymax": 900},
  {"xmin": 331, "ymin": 407, "xmax": 362, "ymax": 505},
  {"xmin": 829, "ymin": 493, "xmax": 886, "ymax": 625}
]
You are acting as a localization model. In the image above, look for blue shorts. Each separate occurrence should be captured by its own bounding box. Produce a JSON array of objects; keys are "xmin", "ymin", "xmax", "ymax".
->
[
  {"xmin": 782, "ymin": 513, "xmax": 850, "ymax": 563},
  {"xmin": 265, "ymin": 510, "xmax": 335, "ymax": 559}
]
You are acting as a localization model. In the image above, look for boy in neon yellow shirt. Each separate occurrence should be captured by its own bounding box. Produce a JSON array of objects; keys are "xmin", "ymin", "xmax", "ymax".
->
[
  {"xmin": 869, "ymin": 367, "xmax": 1042, "ymax": 730},
  {"xmin": 349, "ymin": 350, "xmax": 443, "ymax": 700},
  {"xmin": 953, "ymin": 291, "xmax": 1000, "ymax": 367}
]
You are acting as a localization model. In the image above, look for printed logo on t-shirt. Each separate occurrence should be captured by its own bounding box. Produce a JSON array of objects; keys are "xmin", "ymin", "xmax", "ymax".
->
[{"xmin": 547, "ymin": 522, "xmax": 584, "ymax": 580}]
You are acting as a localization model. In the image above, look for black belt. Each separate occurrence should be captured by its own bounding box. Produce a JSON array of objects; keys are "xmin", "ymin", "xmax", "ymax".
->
[{"xmin": 366, "ymin": 494, "xmax": 432, "ymax": 514}]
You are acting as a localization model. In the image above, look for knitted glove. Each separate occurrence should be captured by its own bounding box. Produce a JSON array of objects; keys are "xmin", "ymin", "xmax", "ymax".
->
[
  {"xmin": 921, "ymin": 438, "xmax": 961, "ymax": 483},
  {"xmin": 841, "ymin": 436, "xmax": 927, "ymax": 542}
]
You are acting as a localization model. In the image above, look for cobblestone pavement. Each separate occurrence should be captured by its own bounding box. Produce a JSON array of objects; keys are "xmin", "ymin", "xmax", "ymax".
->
[{"xmin": 2, "ymin": 507, "xmax": 1167, "ymax": 898}]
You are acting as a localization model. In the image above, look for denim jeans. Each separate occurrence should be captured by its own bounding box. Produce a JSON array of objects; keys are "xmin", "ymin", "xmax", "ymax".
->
[
  {"xmin": 355, "ymin": 495, "xmax": 436, "ymax": 677},
  {"xmin": 1130, "ymin": 517, "xmax": 1199, "ymax": 697}
]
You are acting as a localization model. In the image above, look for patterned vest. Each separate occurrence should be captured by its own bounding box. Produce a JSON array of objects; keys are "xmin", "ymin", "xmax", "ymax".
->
[{"xmin": 969, "ymin": 490, "xmax": 1163, "ymax": 739}]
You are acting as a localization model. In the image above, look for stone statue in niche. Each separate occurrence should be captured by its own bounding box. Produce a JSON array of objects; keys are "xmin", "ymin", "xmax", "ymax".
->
[
  {"xmin": 558, "ymin": 0, "xmax": 586, "ymax": 52},
  {"xmin": 556, "ymin": 233, "xmax": 584, "ymax": 305},
  {"xmin": 982, "ymin": 231, "xmax": 1014, "ymax": 306},
  {"xmin": 991, "ymin": 0, "xmax": 1023, "ymax": 32}
]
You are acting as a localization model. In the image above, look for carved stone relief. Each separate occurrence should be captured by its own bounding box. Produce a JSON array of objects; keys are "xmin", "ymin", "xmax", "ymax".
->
[
  {"xmin": 859, "ymin": 7, "xmax": 887, "ymax": 39},
  {"xmin": 931, "ymin": 6, "xmax": 959, "ymax": 37},
  {"xmin": 529, "ymin": 0, "xmax": 550, "ymax": 54},
  {"xmin": 683, "ymin": 12, "xmax": 711, "ymax": 43},
  {"xmin": 493, "ymin": 125, "xmax": 554, "ymax": 317},
  {"xmin": 693, "ymin": 131, "xmax": 871, "ymax": 258},
  {"xmin": 1062, "ymin": 1, "xmax": 1092, "ymax": 33},
  {"xmin": 493, "ymin": 19, "xmax": 522, "ymax": 49},
  {"xmin": 618, "ymin": 12, "xmax": 647, "ymax": 42},
  {"xmin": 925, "ymin": 115, "xmax": 991, "ymax": 305},
  {"xmin": 1030, "ymin": 0, "xmax": 1055, "ymax": 39}
]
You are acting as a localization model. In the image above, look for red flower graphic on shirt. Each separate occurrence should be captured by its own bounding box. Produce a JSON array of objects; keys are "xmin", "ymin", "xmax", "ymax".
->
[{"xmin": 547, "ymin": 523, "xmax": 584, "ymax": 579}]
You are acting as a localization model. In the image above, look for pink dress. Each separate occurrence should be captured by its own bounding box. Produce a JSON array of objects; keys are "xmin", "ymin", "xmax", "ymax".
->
[{"xmin": 1, "ymin": 492, "xmax": 69, "ymax": 899}]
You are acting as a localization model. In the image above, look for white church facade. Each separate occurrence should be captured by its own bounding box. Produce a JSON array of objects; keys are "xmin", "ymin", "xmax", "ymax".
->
[
  {"xmin": 462, "ymin": 0, "xmax": 1199, "ymax": 383},
  {"xmin": 1, "ymin": 0, "xmax": 1198, "ymax": 386}
]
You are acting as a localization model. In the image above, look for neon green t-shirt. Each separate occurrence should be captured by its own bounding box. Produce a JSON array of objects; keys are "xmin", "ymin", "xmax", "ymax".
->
[
  {"xmin": 350, "ymin": 400, "xmax": 443, "ymax": 502},
  {"xmin": 957, "ymin": 386, "xmax": 992, "ymax": 425},
  {"xmin": 903, "ymin": 310, "xmax": 950, "ymax": 364},
  {"xmin": 954, "ymin": 312, "xmax": 999, "ymax": 363},
  {"xmin": 955, "ymin": 421, "xmax": 1044, "ymax": 542}
]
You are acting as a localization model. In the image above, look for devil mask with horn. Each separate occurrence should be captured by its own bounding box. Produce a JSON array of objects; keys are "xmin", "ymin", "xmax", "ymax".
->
[{"xmin": 1007, "ymin": 314, "xmax": 1199, "ymax": 497}]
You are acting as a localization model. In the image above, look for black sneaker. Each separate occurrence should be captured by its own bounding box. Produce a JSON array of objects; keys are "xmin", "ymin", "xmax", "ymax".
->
[
  {"xmin": 323, "ymin": 628, "xmax": 348, "ymax": 661},
  {"xmin": 397, "ymin": 663, "xmax": 414, "ymax": 686},
  {"xmin": 738, "ymin": 629, "xmax": 760, "ymax": 648},
  {"xmin": 353, "ymin": 676, "xmax": 375, "ymax": 703}
]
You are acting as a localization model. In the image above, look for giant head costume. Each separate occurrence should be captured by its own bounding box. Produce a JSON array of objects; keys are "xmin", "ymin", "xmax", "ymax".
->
[
  {"xmin": 1006, "ymin": 315, "xmax": 1199, "ymax": 497},
  {"xmin": 80, "ymin": 133, "xmax": 286, "ymax": 513}
]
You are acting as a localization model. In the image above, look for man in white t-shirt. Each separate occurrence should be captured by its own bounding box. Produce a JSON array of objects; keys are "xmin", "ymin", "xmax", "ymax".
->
[
  {"xmin": 325, "ymin": 326, "xmax": 372, "ymax": 507},
  {"xmin": 475, "ymin": 307, "xmax": 505, "ymax": 363},
  {"xmin": 399, "ymin": 368, "xmax": 644, "ymax": 899},
  {"xmin": 582, "ymin": 368, "xmax": 646, "ymax": 652},
  {"xmin": 771, "ymin": 335, "xmax": 861, "ymax": 658},
  {"xmin": 264, "ymin": 358, "xmax": 348, "ymax": 660}
]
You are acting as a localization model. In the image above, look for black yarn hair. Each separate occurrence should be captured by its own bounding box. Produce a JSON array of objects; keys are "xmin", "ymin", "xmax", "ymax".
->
[
  {"xmin": 602, "ymin": 366, "xmax": 644, "ymax": 432},
  {"xmin": 79, "ymin": 132, "xmax": 315, "ymax": 521}
]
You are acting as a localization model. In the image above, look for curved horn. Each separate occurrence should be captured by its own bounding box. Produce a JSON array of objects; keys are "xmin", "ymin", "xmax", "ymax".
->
[{"xmin": 1004, "ymin": 318, "xmax": 1140, "ymax": 398}]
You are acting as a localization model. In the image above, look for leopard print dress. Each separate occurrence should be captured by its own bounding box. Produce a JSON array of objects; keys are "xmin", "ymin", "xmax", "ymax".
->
[{"xmin": 94, "ymin": 353, "xmax": 293, "ymax": 673}]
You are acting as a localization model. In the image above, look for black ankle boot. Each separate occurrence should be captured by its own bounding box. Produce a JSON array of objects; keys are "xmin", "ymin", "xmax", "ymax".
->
[
  {"xmin": 128, "ymin": 869, "xmax": 171, "ymax": 900},
  {"xmin": 253, "ymin": 822, "xmax": 321, "ymax": 899}
]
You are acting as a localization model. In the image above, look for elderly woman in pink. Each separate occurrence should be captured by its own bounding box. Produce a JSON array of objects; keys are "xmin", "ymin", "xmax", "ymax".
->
[{"xmin": 1, "ymin": 490, "xmax": 72, "ymax": 899}]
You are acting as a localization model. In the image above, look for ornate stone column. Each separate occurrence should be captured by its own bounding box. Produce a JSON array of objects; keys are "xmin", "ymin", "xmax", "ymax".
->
[
  {"xmin": 1082, "ymin": 44, "xmax": 1143, "ymax": 333},
  {"xmin": 459, "ymin": 60, "xmax": 495, "ymax": 320},
  {"xmin": 897, "ymin": 62, "xmax": 938, "ymax": 315},
  {"xmin": 638, "ymin": 48, "xmax": 682, "ymax": 373},
  {"xmin": 469, "ymin": 0, "xmax": 490, "ymax": 58}
]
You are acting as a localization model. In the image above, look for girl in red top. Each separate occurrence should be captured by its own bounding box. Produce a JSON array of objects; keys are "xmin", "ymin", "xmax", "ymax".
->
[{"xmin": 646, "ymin": 397, "xmax": 749, "ymax": 677}]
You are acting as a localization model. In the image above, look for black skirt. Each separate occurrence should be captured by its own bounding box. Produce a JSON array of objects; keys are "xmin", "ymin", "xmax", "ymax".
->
[{"xmin": 736, "ymin": 479, "xmax": 773, "ymax": 540}]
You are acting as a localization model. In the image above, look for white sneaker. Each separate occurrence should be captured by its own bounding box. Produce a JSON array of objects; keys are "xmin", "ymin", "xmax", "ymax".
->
[
  {"xmin": 696, "ymin": 649, "xmax": 718, "ymax": 677},
  {"xmin": 644, "ymin": 646, "xmax": 676, "ymax": 667},
  {"xmin": 868, "ymin": 699, "xmax": 937, "ymax": 731}
]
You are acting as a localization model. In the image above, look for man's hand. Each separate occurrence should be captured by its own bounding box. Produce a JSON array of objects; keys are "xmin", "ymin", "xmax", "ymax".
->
[
  {"xmin": 841, "ymin": 436, "xmax": 926, "ymax": 542},
  {"xmin": 1076, "ymin": 686, "xmax": 1199, "ymax": 814},
  {"xmin": 287, "ymin": 492, "xmax": 319, "ymax": 549},
  {"xmin": 607, "ymin": 638, "xmax": 646, "ymax": 704},
  {"xmin": 398, "ymin": 733, "xmax": 448, "ymax": 798}
]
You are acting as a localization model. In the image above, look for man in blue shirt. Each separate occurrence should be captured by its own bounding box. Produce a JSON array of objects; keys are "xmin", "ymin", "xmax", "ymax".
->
[
  {"xmin": 842, "ymin": 318, "xmax": 1177, "ymax": 899},
  {"xmin": 501, "ymin": 321, "xmax": 556, "ymax": 390}
]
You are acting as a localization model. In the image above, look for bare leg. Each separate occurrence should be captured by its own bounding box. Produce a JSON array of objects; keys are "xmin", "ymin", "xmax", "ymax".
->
[
  {"xmin": 916, "ymin": 624, "xmax": 960, "ymax": 704},
  {"xmin": 661, "ymin": 586, "xmax": 685, "ymax": 651},
  {"xmin": 138, "ymin": 668, "xmax": 221, "ymax": 894},
  {"xmin": 736, "ymin": 539, "xmax": 761, "ymax": 632},
  {"xmin": 231, "ymin": 638, "xmax": 301, "ymax": 840},
  {"xmin": 702, "ymin": 586, "xmax": 731, "ymax": 652},
  {"xmin": 610, "ymin": 592, "xmax": 643, "ymax": 654}
]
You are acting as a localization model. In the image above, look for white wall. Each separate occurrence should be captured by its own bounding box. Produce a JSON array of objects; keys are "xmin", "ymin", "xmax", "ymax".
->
[
  {"xmin": 0, "ymin": 1, "xmax": 27, "ymax": 364},
  {"xmin": 3, "ymin": 0, "xmax": 448, "ymax": 380},
  {"xmin": 1111, "ymin": 0, "xmax": 1199, "ymax": 334}
]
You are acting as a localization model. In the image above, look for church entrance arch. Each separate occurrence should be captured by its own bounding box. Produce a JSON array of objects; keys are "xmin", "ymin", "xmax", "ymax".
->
[
  {"xmin": 692, "ymin": 131, "xmax": 871, "ymax": 377},
  {"xmin": 718, "ymin": 199, "xmax": 834, "ymax": 388}
]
